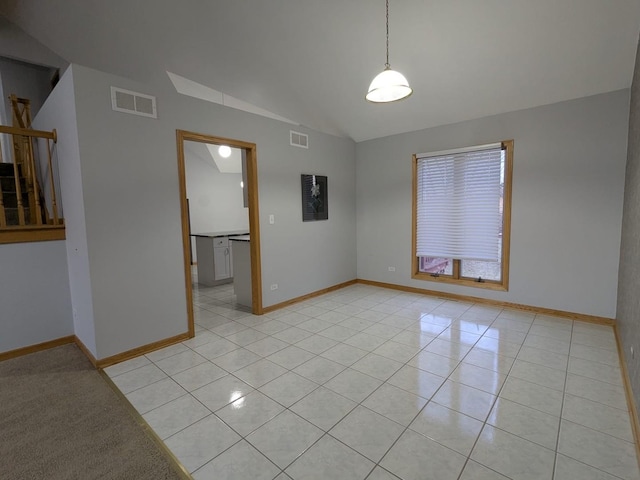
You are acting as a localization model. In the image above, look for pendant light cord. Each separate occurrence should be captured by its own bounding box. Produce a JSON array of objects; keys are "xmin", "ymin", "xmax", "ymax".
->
[{"xmin": 385, "ymin": 0, "xmax": 390, "ymax": 68}]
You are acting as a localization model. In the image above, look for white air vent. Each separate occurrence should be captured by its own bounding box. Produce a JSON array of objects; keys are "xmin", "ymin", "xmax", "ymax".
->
[
  {"xmin": 290, "ymin": 130, "xmax": 309, "ymax": 149},
  {"xmin": 110, "ymin": 86, "xmax": 157, "ymax": 118}
]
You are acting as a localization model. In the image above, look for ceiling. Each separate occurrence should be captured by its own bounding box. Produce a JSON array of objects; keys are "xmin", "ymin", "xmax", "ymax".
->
[{"xmin": 1, "ymin": 0, "xmax": 639, "ymax": 142}]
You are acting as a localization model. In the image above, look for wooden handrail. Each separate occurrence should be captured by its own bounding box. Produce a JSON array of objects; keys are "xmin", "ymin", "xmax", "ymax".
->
[{"xmin": 0, "ymin": 126, "xmax": 57, "ymax": 142}]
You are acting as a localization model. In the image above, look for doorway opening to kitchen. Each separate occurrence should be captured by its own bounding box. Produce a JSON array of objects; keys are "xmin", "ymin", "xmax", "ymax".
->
[{"xmin": 176, "ymin": 130, "xmax": 263, "ymax": 338}]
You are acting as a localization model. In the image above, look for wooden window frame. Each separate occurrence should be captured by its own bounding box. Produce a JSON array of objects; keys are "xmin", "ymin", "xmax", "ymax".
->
[{"xmin": 411, "ymin": 139, "xmax": 513, "ymax": 291}]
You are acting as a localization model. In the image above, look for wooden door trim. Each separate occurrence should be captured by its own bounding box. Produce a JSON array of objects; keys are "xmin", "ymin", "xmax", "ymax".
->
[{"xmin": 176, "ymin": 130, "xmax": 263, "ymax": 338}]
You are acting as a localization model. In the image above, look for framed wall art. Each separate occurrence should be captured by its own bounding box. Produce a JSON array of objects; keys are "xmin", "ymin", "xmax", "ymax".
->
[{"xmin": 301, "ymin": 174, "xmax": 328, "ymax": 221}]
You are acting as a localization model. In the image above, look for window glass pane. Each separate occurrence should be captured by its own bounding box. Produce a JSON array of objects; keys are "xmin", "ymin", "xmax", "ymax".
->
[
  {"xmin": 461, "ymin": 259, "xmax": 501, "ymax": 282},
  {"xmin": 419, "ymin": 257, "xmax": 452, "ymax": 275}
]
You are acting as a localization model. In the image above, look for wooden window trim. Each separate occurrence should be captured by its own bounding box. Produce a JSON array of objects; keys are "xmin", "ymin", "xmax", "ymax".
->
[{"xmin": 411, "ymin": 140, "xmax": 513, "ymax": 291}]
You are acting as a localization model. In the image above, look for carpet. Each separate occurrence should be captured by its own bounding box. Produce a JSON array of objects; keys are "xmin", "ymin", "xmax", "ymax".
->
[{"xmin": 0, "ymin": 343, "xmax": 190, "ymax": 480}]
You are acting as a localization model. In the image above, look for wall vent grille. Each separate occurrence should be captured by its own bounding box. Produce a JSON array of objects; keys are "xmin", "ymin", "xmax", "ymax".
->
[
  {"xmin": 110, "ymin": 86, "xmax": 157, "ymax": 118},
  {"xmin": 290, "ymin": 130, "xmax": 309, "ymax": 149}
]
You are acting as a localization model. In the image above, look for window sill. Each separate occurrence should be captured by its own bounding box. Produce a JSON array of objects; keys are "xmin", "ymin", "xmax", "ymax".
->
[{"xmin": 412, "ymin": 271, "xmax": 508, "ymax": 292}]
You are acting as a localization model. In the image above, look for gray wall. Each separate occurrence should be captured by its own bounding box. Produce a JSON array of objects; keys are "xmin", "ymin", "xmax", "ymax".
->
[
  {"xmin": 0, "ymin": 56, "xmax": 54, "ymax": 120},
  {"xmin": 356, "ymin": 90, "xmax": 629, "ymax": 318},
  {"xmin": 66, "ymin": 64, "xmax": 356, "ymax": 359},
  {"xmin": 0, "ymin": 14, "xmax": 66, "ymax": 140},
  {"xmin": 617, "ymin": 40, "xmax": 640, "ymax": 405},
  {"xmin": 0, "ymin": 16, "xmax": 67, "ymax": 70},
  {"xmin": 0, "ymin": 240, "xmax": 73, "ymax": 353},
  {"xmin": 33, "ymin": 65, "xmax": 97, "ymax": 355}
]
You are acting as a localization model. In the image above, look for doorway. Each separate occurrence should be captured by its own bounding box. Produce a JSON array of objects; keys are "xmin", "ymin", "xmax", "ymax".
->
[{"xmin": 176, "ymin": 130, "xmax": 263, "ymax": 338}]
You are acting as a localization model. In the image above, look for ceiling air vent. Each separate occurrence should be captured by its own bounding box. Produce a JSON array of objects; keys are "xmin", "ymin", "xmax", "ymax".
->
[
  {"xmin": 290, "ymin": 130, "xmax": 309, "ymax": 149},
  {"xmin": 110, "ymin": 86, "xmax": 157, "ymax": 118}
]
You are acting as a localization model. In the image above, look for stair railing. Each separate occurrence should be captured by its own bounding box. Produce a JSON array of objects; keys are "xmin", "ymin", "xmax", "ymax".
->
[
  {"xmin": 10, "ymin": 94, "xmax": 32, "ymax": 129},
  {"xmin": 0, "ymin": 125, "xmax": 59, "ymax": 227},
  {"xmin": 44, "ymin": 135, "xmax": 60, "ymax": 225},
  {"xmin": 0, "ymin": 144, "xmax": 5, "ymax": 228}
]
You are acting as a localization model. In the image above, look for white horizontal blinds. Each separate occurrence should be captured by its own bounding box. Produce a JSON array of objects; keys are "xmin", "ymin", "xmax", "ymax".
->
[{"xmin": 416, "ymin": 144, "xmax": 502, "ymax": 261}]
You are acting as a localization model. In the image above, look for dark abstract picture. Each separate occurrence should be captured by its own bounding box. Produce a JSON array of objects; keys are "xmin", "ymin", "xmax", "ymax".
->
[{"xmin": 301, "ymin": 174, "xmax": 328, "ymax": 221}]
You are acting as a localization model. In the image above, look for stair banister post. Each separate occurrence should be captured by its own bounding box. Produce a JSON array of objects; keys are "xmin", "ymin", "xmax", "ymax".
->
[
  {"xmin": 10, "ymin": 135, "xmax": 25, "ymax": 226},
  {"xmin": 26, "ymin": 135, "xmax": 42, "ymax": 225},
  {"xmin": 45, "ymin": 138, "xmax": 59, "ymax": 225},
  {"xmin": 0, "ymin": 141, "xmax": 5, "ymax": 228}
]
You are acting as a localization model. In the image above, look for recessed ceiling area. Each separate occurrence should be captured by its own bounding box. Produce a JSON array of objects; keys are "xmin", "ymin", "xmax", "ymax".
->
[
  {"xmin": 1, "ymin": 0, "xmax": 639, "ymax": 142},
  {"xmin": 206, "ymin": 144, "xmax": 242, "ymax": 174},
  {"xmin": 184, "ymin": 141, "xmax": 242, "ymax": 174}
]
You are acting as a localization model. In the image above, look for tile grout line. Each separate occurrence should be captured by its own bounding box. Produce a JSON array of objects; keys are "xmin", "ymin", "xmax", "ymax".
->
[
  {"xmin": 452, "ymin": 308, "xmax": 536, "ymax": 480},
  {"xmin": 200, "ymin": 294, "xmax": 506, "ymax": 478},
  {"xmin": 118, "ymin": 284, "xmax": 630, "ymax": 479},
  {"xmin": 353, "ymin": 303, "xmax": 499, "ymax": 480},
  {"xmin": 550, "ymin": 315, "xmax": 574, "ymax": 479}
]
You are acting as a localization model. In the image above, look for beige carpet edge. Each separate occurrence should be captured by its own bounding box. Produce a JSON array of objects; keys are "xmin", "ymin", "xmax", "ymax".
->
[{"xmin": 99, "ymin": 370, "xmax": 194, "ymax": 480}]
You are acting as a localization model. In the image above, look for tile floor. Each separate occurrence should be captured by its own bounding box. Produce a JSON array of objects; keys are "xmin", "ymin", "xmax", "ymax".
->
[{"xmin": 105, "ymin": 282, "xmax": 640, "ymax": 480}]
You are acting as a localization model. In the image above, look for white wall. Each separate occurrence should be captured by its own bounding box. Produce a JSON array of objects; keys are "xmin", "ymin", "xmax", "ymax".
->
[
  {"xmin": 0, "ymin": 240, "xmax": 73, "ymax": 353},
  {"xmin": 32, "ymin": 65, "xmax": 97, "ymax": 355},
  {"xmin": 185, "ymin": 141, "xmax": 249, "ymax": 261},
  {"xmin": 356, "ymin": 90, "xmax": 629, "ymax": 318},
  {"xmin": 66, "ymin": 64, "xmax": 356, "ymax": 359}
]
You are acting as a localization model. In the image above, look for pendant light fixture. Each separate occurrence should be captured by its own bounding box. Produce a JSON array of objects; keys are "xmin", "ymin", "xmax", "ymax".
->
[
  {"xmin": 366, "ymin": 0, "xmax": 413, "ymax": 103},
  {"xmin": 218, "ymin": 145, "xmax": 232, "ymax": 158}
]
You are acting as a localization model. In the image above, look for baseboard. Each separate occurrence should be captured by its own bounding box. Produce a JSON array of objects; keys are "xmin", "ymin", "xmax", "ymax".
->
[
  {"xmin": 0, "ymin": 335, "xmax": 75, "ymax": 362},
  {"xmin": 95, "ymin": 332, "xmax": 191, "ymax": 369},
  {"xmin": 0, "ymin": 331, "xmax": 193, "ymax": 371},
  {"xmin": 74, "ymin": 336, "xmax": 98, "ymax": 367},
  {"xmin": 262, "ymin": 279, "xmax": 358, "ymax": 313},
  {"xmin": 356, "ymin": 279, "xmax": 615, "ymax": 326},
  {"xmin": 614, "ymin": 325, "xmax": 640, "ymax": 469}
]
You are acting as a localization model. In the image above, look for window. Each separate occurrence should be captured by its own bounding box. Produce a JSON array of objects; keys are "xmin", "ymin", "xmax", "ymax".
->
[{"xmin": 412, "ymin": 140, "xmax": 513, "ymax": 290}]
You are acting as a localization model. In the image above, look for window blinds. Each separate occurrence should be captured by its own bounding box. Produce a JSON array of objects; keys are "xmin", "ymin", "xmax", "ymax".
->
[{"xmin": 416, "ymin": 143, "xmax": 503, "ymax": 262}]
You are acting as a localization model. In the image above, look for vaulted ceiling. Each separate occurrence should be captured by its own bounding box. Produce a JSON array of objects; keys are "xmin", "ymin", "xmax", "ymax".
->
[{"xmin": 2, "ymin": 0, "xmax": 639, "ymax": 142}]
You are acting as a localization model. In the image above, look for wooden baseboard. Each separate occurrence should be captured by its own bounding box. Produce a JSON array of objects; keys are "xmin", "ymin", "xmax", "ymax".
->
[
  {"xmin": 356, "ymin": 279, "xmax": 615, "ymax": 325},
  {"xmin": 74, "ymin": 335, "xmax": 98, "ymax": 367},
  {"xmin": 0, "ymin": 335, "xmax": 76, "ymax": 362},
  {"xmin": 0, "ymin": 331, "xmax": 194, "ymax": 373},
  {"xmin": 262, "ymin": 279, "xmax": 358, "ymax": 314},
  {"xmin": 614, "ymin": 325, "xmax": 640, "ymax": 469},
  {"xmin": 95, "ymin": 332, "xmax": 191, "ymax": 369}
]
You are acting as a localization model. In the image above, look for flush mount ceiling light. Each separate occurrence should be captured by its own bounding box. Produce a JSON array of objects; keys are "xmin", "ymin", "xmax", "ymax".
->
[
  {"xmin": 218, "ymin": 145, "xmax": 232, "ymax": 158},
  {"xmin": 366, "ymin": 0, "xmax": 413, "ymax": 103}
]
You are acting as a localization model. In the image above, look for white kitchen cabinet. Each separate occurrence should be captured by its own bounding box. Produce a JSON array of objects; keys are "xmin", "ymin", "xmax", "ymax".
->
[
  {"xmin": 213, "ymin": 241, "xmax": 232, "ymax": 281},
  {"xmin": 193, "ymin": 232, "xmax": 247, "ymax": 286}
]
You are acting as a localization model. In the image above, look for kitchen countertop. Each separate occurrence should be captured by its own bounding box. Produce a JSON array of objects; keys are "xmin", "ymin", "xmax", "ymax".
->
[
  {"xmin": 228, "ymin": 235, "xmax": 250, "ymax": 242},
  {"xmin": 191, "ymin": 230, "xmax": 249, "ymax": 238}
]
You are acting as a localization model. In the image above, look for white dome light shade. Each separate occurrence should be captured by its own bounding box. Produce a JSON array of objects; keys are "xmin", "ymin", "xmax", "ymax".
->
[
  {"xmin": 366, "ymin": 67, "xmax": 413, "ymax": 103},
  {"xmin": 218, "ymin": 145, "xmax": 232, "ymax": 158}
]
